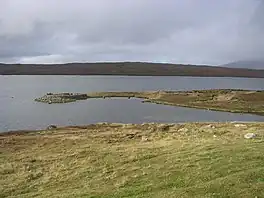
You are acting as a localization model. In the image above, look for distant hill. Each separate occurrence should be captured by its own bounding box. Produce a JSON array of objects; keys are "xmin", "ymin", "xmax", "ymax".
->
[
  {"xmin": 222, "ymin": 60, "xmax": 264, "ymax": 69},
  {"xmin": 0, "ymin": 62, "xmax": 264, "ymax": 78}
]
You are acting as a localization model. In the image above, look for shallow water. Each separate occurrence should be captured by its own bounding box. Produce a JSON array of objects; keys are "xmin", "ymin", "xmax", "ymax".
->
[{"xmin": 1, "ymin": 76, "xmax": 264, "ymax": 132}]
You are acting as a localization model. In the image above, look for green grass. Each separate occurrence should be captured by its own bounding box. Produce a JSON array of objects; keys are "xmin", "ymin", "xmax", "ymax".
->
[{"xmin": 1, "ymin": 122, "xmax": 264, "ymax": 198}]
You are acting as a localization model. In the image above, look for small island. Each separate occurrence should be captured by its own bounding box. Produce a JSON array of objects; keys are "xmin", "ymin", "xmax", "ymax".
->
[{"xmin": 35, "ymin": 89, "xmax": 264, "ymax": 115}]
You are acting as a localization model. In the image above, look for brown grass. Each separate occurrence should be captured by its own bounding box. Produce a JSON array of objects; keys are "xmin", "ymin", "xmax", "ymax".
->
[
  {"xmin": 85, "ymin": 89, "xmax": 264, "ymax": 115},
  {"xmin": 1, "ymin": 122, "xmax": 264, "ymax": 197}
]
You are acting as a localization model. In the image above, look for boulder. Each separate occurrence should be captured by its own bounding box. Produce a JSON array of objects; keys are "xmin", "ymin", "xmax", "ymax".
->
[
  {"xmin": 178, "ymin": 128, "xmax": 189, "ymax": 133},
  {"xmin": 244, "ymin": 133, "xmax": 256, "ymax": 139},
  {"xmin": 204, "ymin": 124, "xmax": 215, "ymax": 129},
  {"xmin": 141, "ymin": 136, "xmax": 149, "ymax": 142},
  {"xmin": 47, "ymin": 125, "xmax": 57, "ymax": 130},
  {"xmin": 235, "ymin": 124, "xmax": 247, "ymax": 128},
  {"xmin": 158, "ymin": 124, "xmax": 170, "ymax": 131}
]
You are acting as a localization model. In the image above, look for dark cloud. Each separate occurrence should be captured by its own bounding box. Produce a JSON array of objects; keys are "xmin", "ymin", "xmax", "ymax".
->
[{"xmin": 0, "ymin": 0, "xmax": 263, "ymax": 66}]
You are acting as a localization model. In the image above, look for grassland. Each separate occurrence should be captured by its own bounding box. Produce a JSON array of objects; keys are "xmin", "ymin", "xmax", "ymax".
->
[
  {"xmin": 1, "ymin": 122, "xmax": 264, "ymax": 198},
  {"xmin": 88, "ymin": 89, "xmax": 264, "ymax": 115},
  {"xmin": 36, "ymin": 89, "xmax": 264, "ymax": 115}
]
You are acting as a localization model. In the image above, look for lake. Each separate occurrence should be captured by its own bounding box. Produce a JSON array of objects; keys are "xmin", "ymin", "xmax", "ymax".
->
[{"xmin": 1, "ymin": 76, "xmax": 264, "ymax": 132}]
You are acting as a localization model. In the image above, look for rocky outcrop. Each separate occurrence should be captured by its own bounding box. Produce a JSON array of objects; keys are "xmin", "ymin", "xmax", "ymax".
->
[
  {"xmin": 35, "ymin": 93, "xmax": 89, "ymax": 104},
  {"xmin": 47, "ymin": 125, "xmax": 57, "ymax": 130}
]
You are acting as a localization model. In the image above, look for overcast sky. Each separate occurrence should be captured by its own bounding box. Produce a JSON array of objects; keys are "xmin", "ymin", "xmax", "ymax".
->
[{"xmin": 0, "ymin": 0, "xmax": 263, "ymax": 65}]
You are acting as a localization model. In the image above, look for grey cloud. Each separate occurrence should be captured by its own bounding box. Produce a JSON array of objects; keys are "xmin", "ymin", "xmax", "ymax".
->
[
  {"xmin": 75, "ymin": 1, "xmax": 198, "ymax": 45},
  {"xmin": 0, "ymin": 0, "xmax": 263, "ymax": 66},
  {"xmin": 0, "ymin": 22, "xmax": 58, "ymax": 59}
]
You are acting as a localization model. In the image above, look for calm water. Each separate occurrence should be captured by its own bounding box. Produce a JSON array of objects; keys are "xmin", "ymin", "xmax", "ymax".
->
[{"xmin": 1, "ymin": 76, "xmax": 264, "ymax": 132}]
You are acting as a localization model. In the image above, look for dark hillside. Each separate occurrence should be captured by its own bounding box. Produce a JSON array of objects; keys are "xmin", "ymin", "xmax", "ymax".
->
[{"xmin": 1, "ymin": 62, "xmax": 264, "ymax": 78}]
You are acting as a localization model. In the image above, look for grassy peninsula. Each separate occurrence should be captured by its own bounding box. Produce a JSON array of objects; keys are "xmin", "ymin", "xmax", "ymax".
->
[
  {"xmin": 36, "ymin": 89, "xmax": 264, "ymax": 115},
  {"xmin": 1, "ymin": 122, "xmax": 264, "ymax": 198}
]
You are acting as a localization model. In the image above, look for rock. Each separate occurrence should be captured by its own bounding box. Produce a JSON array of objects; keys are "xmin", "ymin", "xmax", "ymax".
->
[
  {"xmin": 126, "ymin": 133, "xmax": 135, "ymax": 139},
  {"xmin": 235, "ymin": 124, "xmax": 247, "ymax": 128},
  {"xmin": 36, "ymin": 93, "xmax": 88, "ymax": 104},
  {"xmin": 97, "ymin": 122, "xmax": 108, "ymax": 125},
  {"xmin": 30, "ymin": 159, "xmax": 37, "ymax": 163},
  {"xmin": 244, "ymin": 133, "xmax": 256, "ymax": 139},
  {"xmin": 178, "ymin": 128, "xmax": 189, "ymax": 133},
  {"xmin": 158, "ymin": 124, "xmax": 170, "ymax": 131},
  {"xmin": 141, "ymin": 136, "xmax": 149, "ymax": 142},
  {"xmin": 213, "ymin": 135, "xmax": 217, "ymax": 138},
  {"xmin": 109, "ymin": 123, "xmax": 122, "ymax": 127},
  {"xmin": 47, "ymin": 125, "xmax": 57, "ymax": 130},
  {"xmin": 204, "ymin": 124, "xmax": 215, "ymax": 129},
  {"xmin": 122, "ymin": 124, "xmax": 135, "ymax": 128}
]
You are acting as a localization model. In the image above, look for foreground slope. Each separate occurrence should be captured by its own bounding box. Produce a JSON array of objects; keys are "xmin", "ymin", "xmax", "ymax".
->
[{"xmin": 1, "ymin": 122, "xmax": 264, "ymax": 198}]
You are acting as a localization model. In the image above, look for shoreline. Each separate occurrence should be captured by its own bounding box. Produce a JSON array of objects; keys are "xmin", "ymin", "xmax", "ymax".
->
[
  {"xmin": 1, "ymin": 121, "xmax": 263, "ymax": 135},
  {"xmin": 35, "ymin": 89, "xmax": 264, "ymax": 116},
  {"xmin": 2, "ymin": 74, "xmax": 264, "ymax": 78}
]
